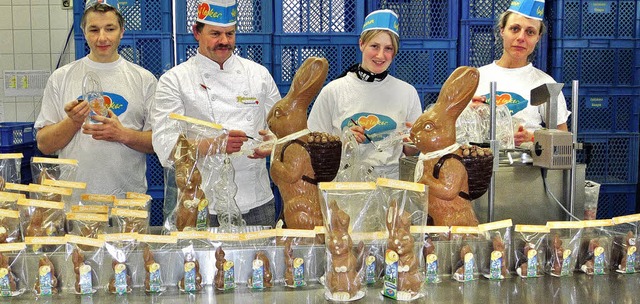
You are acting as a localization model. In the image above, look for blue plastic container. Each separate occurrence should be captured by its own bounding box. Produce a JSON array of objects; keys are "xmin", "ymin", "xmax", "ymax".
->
[
  {"xmin": 564, "ymin": 86, "xmax": 640, "ymax": 133},
  {"xmin": 392, "ymin": 39, "xmax": 458, "ymax": 90},
  {"xmin": 595, "ymin": 183, "xmax": 638, "ymax": 219},
  {"xmin": 275, "ymin": 0, "xmax": 364, "ymax": 34},
  {"xmin": 367, "ymin": 0, "xmax": 459, "ymax": 40},
  {"xmin": 577, "ymin": 133, "xmax": 639, "ymax": 184},
  {"xmin": 0, "ymin": 123, "xmax": 35, "ymax": 148},
  {"xmin": 550, "ymin": 0, "xmax": 638, "ymax": 39},
  {"xmin": 73, "ymin": 0, "xmax": 172, "ymax": 34},
  {"xmin": 551, "ymin": 39, "xmax": 640, "ymax": 87}
]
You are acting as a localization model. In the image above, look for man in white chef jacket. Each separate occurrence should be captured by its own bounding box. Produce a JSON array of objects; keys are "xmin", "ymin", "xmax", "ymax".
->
[{"xmin": 151, "ymin": 0, "xmax": 281, "ymax": 227}]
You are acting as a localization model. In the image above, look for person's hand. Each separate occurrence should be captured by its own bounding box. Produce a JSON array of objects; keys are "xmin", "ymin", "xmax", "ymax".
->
[
  {"xmin": 402, "ymin": 122, "xmax": 413, "ymax": 143},
  {"xmin": 514, "ymin": 125, "xmax": 534, "ymax": 147},
  {"xmin": 349, "ymin": 124, "xmax": 366, "ymax": 144},
  {"xmin": 248, "ymin": 129, "xmax": 274, "ymax": 159},
  {"xmin": 64, "ymin": 99, "xmax": 89, "ymax": 128},
  {"xmin": 81, "ymin": 110, "xmax": 127, "ymax": 143},
  {"xmin": 225, "ymin": 129, "xmax": 248, "ymax": 154}
]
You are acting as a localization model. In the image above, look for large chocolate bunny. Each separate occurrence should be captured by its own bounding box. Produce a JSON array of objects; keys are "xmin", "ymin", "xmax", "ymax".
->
[
  {"xmin": 173, "ymin": 134, "xmax": 207, "ymax": 231},
  {"xmin": 386, "ymin": 200, "xmax": 421, "ymax": 297},
  {"xmin": 410, "ymin": 66, "xmax": 480, "ymax": 226},
  {"xmin": 268, "ymin": 57, "xmax": 335, "ymax": 231},
  {"xmin": 325, "ymin": 200, "xmax": 361, "ymax": 300}
]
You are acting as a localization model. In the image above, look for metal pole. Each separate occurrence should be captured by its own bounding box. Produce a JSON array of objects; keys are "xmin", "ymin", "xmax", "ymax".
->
[
  {"xmin": 569, "ymin": 80, "xmax": 580, "ymax": 219},
  {"xmin": 488, "ymin": 81, "xmax": 498, "ymax": 223}
]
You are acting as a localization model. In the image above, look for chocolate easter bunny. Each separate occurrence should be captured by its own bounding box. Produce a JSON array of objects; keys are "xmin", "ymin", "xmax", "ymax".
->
[
  {"xmin": 0, "ymin": 253, "xmax": 17, "ymax": 292},
  {"xmin": 214, "ymin": 246, "xmax": 226, "ymax": 290},
  {"xmin": 72, "ymin": 248, "xmax": 87, "ymax": 294},
  {"xmin": 34, "ymin": 255, "xmax": 58, "ymax": 295},
  {"xmin": 550, "ymin": 234, "xmax": 565, "ymax": 276},
  {"xmin": 492, "ymin": 235, "xmax": 508, "ymax": 278},
  {"xmin": 143, "ymin": 246, "xmax": 162, "ymax": 292},
  {"xmin": 37, "ymin": 168, "xmax": 62, "ymax": 202},
  {"xmin": 25, "ymin": 207, "xmax": 46, "ymax": 237},
  {"xmin": 108, "ymin": 259, "xmax": 132, "ymax": 294},
  {"xmin": 386, "ymin": 200, "xmax": 421, "ymax": 296},
  {"xmin": 179, "ymin": 253, "xmax": 202, "ymax": 292},
  {"xmin": 619, "ymin": 231, "xmax": 636, "ymax": 272},
  {"xmin": 173, "ymin": 134, "xmax": 206, "ymax": 231},
  {"xmin": 325, "ymin": 200, "xmax": 361, "ymax": 300},
  {"xmin": 580, "ymin": 238, "xmax": 600, "ymax": 275},
  {"xmin": 454, "ymin": 244, "xmax": 473, "ymax": 280},
  {"xmin": 268, "ymin": 57, "xmax": 337, "ymax": 232},
  {"xmin": 284, "ymin": 238, "xmax": 295, "ymax": 286},
  {"xmin": 249, "ymin": 251, "xmax": 273, "ymax": 288},
  {"xmin": 410, "ymin": 66, "xmax": 480, "ymax": 226}
]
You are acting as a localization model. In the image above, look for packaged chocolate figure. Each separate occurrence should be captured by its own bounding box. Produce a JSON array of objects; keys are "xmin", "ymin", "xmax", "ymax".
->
[
  {"xmin": 450, "ymin": 226, "xmax": 480, "ymax": 282},
  {"xmin": 611, "ymin": 214, "xmax": 639, "ymax": 274},
  {"xmin": 33, "ymin": 255, "xmax": 58, "ymax": 295},
  {"xmin": 547, "ymin": 221, "xmax": 583, "ymax": 277},
  {"xmin": 422, "ymin": 226, "xmax": 450, "ymax": 284},
  {"xmin": 214, "ymin": 246, "xmax": 235, "ymax": 291},
  {"xmin": 514, "ymin": 225, "xmax": 548, "ymax": 278},
  {"xmin": 325, "ymin": 200, "xmax": 362, "ymax": 301},
  {"xmin": 178, "ymin": 243, "xmax": 203, "ymax": 293},
  {"xmin": 479, "ymin": 220, "xmax": 513, "ymax": 280},
  {"xmin": 65, "ymin": 235, "xmax": 105, "ymax": 295},
  {"xmin": 247, "ymin": 251, "xmax": 273, "ymax": 289},
  {"xmin": 0, "ymin": 243, "xmax": 26, "ymax": 297},
  {"xmin": 578, "ymin": 220, "xmax": 613, "ymax": 276},
  {"xmin": 384, "ymin": 200, "xmax": 422, "ymax": 299}
]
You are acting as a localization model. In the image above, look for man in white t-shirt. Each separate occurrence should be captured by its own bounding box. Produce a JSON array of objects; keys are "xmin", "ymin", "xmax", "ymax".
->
[{"xmin": 35, "ymin": 0, "xmax": 156, "ymax": 197}]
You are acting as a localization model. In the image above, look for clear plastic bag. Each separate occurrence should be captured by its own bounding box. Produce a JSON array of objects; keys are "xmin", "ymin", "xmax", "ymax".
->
[
  {"xmin": 66, "ymin": 213, "xmax": 108, "ymax": 250},
  {"xmin": 577, "ymin": 220, "xmax": 613, "ymax": 275},
  {"xmin": 478, "ymin": 219, "xmax": 513, "ymax": 280},
  {"xmin": 18, "ymin": 198, "xmax": 66, "ymax": 252},
  {"xmin": 335, "ymin": 129, "xmax": 378, "ymax": 182},
  {"xmin": 0, "ymin": 154, "xmax": 23, "ymax": 189},
  {"xmin": 546, "ymin": 221, "xmax": 584, "ymax": 277},
  {"xmin": 456, "ymin": 107, "xmax": 484, "ymax": 145},
  {"xmin": 319, "ymin": 182, "xmax": 377, "ymax": 302},
  {"xmin": 137, "ymin": 234, "xmax": 178, "ymax": 293},
  {"xmin": 514, "ymin": 225, "xmax": 549, "ymax": 278},
  {"xmin": 421, "ymin": 226, "xmax": 450, "ymax": 284},
  {"xmin": 102, "ymin": 236, "xmax": 137, "ymax": 294},
  {"xmin": 276, "ymin": 228, "xmax": 318, "ymax": 288},
  {"xmin": 25, "ymin": 237, "xmax": 65, "ymax": 296},
  {"xmin": 0, "ymin": 209, "xmax": 20, "ymax": 244},
  {"xmin": 213, "ymin": 156, "xmax": 245, "ymax": 232},
  {"xmin": 65, "ymin": 235, "xmax": 105, "ymax": 295},
  {"xmin": 243, "ymin": 229, "xmax": 276, "ymax": 289},
  {"xmin": 73, "ymin": 194, "xmax": 114, "ymax": 214},
  {"xmin": 377, "ymin": 178, "xmax": 428, "ymax": 300},
  {"xmin": 470, "ymin": 103, "xmax": 515, "ymax": 149},
  {"xmin": 112, "ymin": 198, "xmax": 150, "ymax": 234},
  {"xmin": 175, "ymin": 238, "xmax": 209, "ymax": 293},
  {"xmin": 611, "ymin": 214, "xmax": 640, "ymax": 274},
  {"xmin": 163, "ymin": 114, "xmax": 228, "ymax": 232},
  {"xmin": 450, "ymin": 226, "xmax": 482, "ymax": 282},
  {"xmin": 0, "ymin": 243, "xmax": 27, "ymax": 297},
  {"xmin": 0, "ymin": 192, "xmax": 23, "ymax": 210},
  {"xmin": 82, "ymin": 71, "xmax": 108, "ymax": 124}
]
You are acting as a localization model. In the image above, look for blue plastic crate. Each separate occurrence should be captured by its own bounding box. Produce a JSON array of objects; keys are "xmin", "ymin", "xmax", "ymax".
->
[
  {"xmin": 274, "ymin": 34, "xmax": 361, "ymax": 87},
  {"xmin": 577, "ymin": 133, "xmax": 639, "ymax": 184},
  {"xmin": 0, "ymin": 122, "xmax": 35, "ymax": 148},
  {"xmin": 595, "ymin": 183, "xmax": 637, "ymax": 219},
  {"xmin": 73, "ymin": 0, "xmax": 171, "ymax": 34},
  {"xmin": 276, "ymin": 0, "xmax": 364, "ymax": 34},
  {"xmin": 461, "ymin": 0, "xmax": 512, "ymax": 20},
  {"xmin": 175, "ymin": 0, "xmax": 273, "ymax": 35},
  {"xmin": 564, "ymin": 87, "xmax": 640, "ymax": 133},
  {"xmin": 551, "ymin": 0, "xmax": 638, "ymax": 39},
  {"xmin": 0, "ymin": 143, "xmax": 35, "ymax": 184},
  {"xmin": 551, "ymin": 39, "xmax": 640, "ymax": 87},
  {"xmin": 392, "ymin": 39, "xmax": 457, "ymax": 89},
  {"xmin": 75, "ymin": 33, "xmax": 173, "ymax": 78},
  {"xmin": 416, "ymin": 88, "xmax": 441, "ymax": 111},
  {"xmin": 149, "ymin": 196, "xmax": 164, "ymax": 227},
  {"xmin": 368, "ymin": 0, "xmax": 459, "ymax": 39},
  {"xmin": 459, "ymin": 20, "xmax": 548, "ymax": 70},
  {"xmin": 146, "ymin": 153, "xmax": 164, "ymax": 190},
  {"xmin": 175, "ymin": 33, "xmax": 272, "ymax": 72}
]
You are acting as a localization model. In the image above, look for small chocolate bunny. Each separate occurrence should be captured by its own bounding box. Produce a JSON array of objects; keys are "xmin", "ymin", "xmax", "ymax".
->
[
  {"xmin": 179, "ymin": 252, "xmax": 202, "ymax": 292},
  {"xmin": 173, "ymin": 134, "xmax": 207, "ymax": 231},
  {"xmin": 214, "ymin": 246, "xmax": 227, "ymax": 290},
  {"xmin": 108, "ymin": 259, "xmax": 132, "ymax": 294},
  {"xmin": 0, "ymin": 253, "xmax": 17, "ymax": 292},
  {"xmin": 550, "ymin": 234, "xmax": 565, "ymax": 276},
  {"xmin": 248, "ymin": 251, "xmax": 272, "ymax": 288},
  {"xmin": 268, "ymin": 57, "xmax": 335, "ymax": 233},
  {"xmin": 284, "ymin": 238, "xmax": 295, "ymax": 286},
  {"xmin": 410, "ymin": 66, "xmax": 480, "ymax": 226},
  {"xmin": 618, "ymin": 231, "xmax": 636, "ymax": 272},
  {"xmin": 72, "ymin": 249, "xmax": 87, "ymax": 294},
  {"xmin": 386, "ymin": 200, "xmax": 421, "ymax": 297},
  {"xmin": 325, "ymin": 200, "xmax": 361, "ymax": 300},
  {"xmin": 34, "ymin": 255, "xmax": 58, "ymax": 295},
  {"xmin": 492, "ymin": 235, "xmax": 508, "ymax": 278},
  {"xmin": 143, "ymin": 246, "xmax": 162, "ymax": 292}
]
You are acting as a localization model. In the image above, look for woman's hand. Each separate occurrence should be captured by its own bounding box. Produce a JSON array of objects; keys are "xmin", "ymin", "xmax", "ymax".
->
[{"xmin": 514, "ymin": 125, "xmax": 534, "ymax": 147}]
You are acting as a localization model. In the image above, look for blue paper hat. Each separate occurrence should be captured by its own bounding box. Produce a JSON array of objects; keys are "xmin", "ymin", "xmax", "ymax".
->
[
  {"xmin": 85, "ymin": 0, "xmax": 126, "ymax": 11},
  {"xmin": 362, "ymin": 9, "xmax": 399, "ymax": 37},
  {"xmin": 197, "ymin": 0, "xmax": 238, "ymax": 27},
  {"xmin": 507, "ymin": 0, "xmax": 545, "ymax": 20}
]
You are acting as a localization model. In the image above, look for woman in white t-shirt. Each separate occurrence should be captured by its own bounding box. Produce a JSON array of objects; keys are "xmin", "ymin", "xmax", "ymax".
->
[{"xmin": 471, "ymin": 0, "xmax": 570, "ymax": 147}]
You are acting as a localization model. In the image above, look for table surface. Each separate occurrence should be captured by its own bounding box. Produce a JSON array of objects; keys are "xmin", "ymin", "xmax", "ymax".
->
[{"xmin": 6, "ymin": 272, "xmax": 639, "ymax": 303}]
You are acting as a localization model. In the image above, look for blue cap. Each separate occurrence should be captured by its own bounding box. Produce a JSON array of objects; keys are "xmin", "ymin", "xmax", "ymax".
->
[
  {"xmin": 197, "ymin": 0, "xmax": 238, "ymax": 27},
  {"xmin": 507, "ymin": 0, "xmax": 545, "ymax": 21},
  {"xmin": 362, "ymin": 9, "xmax": 399, "ymax": 37},
  {"xmin": 85, "ymin": 0, "xmax": 126, "ymax": 11}
]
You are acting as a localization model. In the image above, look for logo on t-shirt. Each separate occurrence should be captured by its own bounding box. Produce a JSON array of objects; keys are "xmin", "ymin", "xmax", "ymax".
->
[
  {"xmin": 342, "ymin": 113, "xmax": 397, "ymax": 142},
  {"xmin": 103, "ymin": 92, "xmax": 128, "ymax": 116},
  {"xmin": 483, "ymin": 91, "xmax": 528, "ymax": 116}
]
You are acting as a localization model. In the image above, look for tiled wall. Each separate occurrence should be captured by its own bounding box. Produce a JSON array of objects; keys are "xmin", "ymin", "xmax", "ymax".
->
[{"xmin": 0, "ymin": 0, "xmax": 75, "ymax": 122}]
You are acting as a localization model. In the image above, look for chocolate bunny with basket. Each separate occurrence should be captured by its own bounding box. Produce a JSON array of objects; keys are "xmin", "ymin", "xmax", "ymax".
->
[
  {"xmin": 268, "ymin": 57, "xmax": 341, "ymax": 232},
  {"xmin": 386, "ymin": 199, "xmax": 421, "ymax": 298},
  {"xmin": 410, "ymin": 66, "xmax": 481, "ymax": 226}
]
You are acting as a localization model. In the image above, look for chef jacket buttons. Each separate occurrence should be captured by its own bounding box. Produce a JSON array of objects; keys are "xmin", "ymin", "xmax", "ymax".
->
[
  {"xmin": 246, "ymin": 115, "xmax": 253, "ymax": 121},
  {"xmin": 210, "ymin": 97, "xmax": 215, "ymax": 101},
  {"xmin": 204, "ymin": 74, "xmax": 210, "ymax": 79},
  {"xmin": 243, "ymin": 90, "xmax": 248, "ymax": 95},
  {"xmin": 236, "ymin": 70, "xmax": 241, "ymax": 74}
]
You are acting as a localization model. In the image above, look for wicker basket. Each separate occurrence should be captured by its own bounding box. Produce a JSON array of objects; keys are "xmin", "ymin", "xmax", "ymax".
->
[
  {"xmin": 461, "ymin": 149, "xmax": 494, "ymax": 200},
  {"xmin": 304, "ymin": 135, "xmax": 342, "ymax": 183}
]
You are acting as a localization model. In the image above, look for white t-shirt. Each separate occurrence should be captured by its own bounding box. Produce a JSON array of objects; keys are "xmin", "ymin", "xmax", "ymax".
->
[
  {"xmin": 35, "ymin": 56, "xmax": 157, "ymax": 197},
  {"xmin": 307, "ymin": 73, "xmax": 422, "ymax": 179},
  {"xmin": 474, "ymin": 62, "xmax": 571, "ymax": 132}
]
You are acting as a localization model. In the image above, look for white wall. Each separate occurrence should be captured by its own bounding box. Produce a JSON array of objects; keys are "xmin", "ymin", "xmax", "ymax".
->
[{"xmin": 0, "ymin": 0, "xmax": 75, "ymax": 122}]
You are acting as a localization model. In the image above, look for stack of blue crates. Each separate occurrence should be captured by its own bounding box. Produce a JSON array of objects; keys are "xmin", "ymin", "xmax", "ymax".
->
[
  {"xmin": 367, "ymin": 0, "xmax": 459, "ymax": 109},
  {"xmin": 0, "ymin": 122, "xmax": 37, "ymax": 184},
  {"xmin": 549, "ymin": 0, "xmax": 640, "ymax": 218}
]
